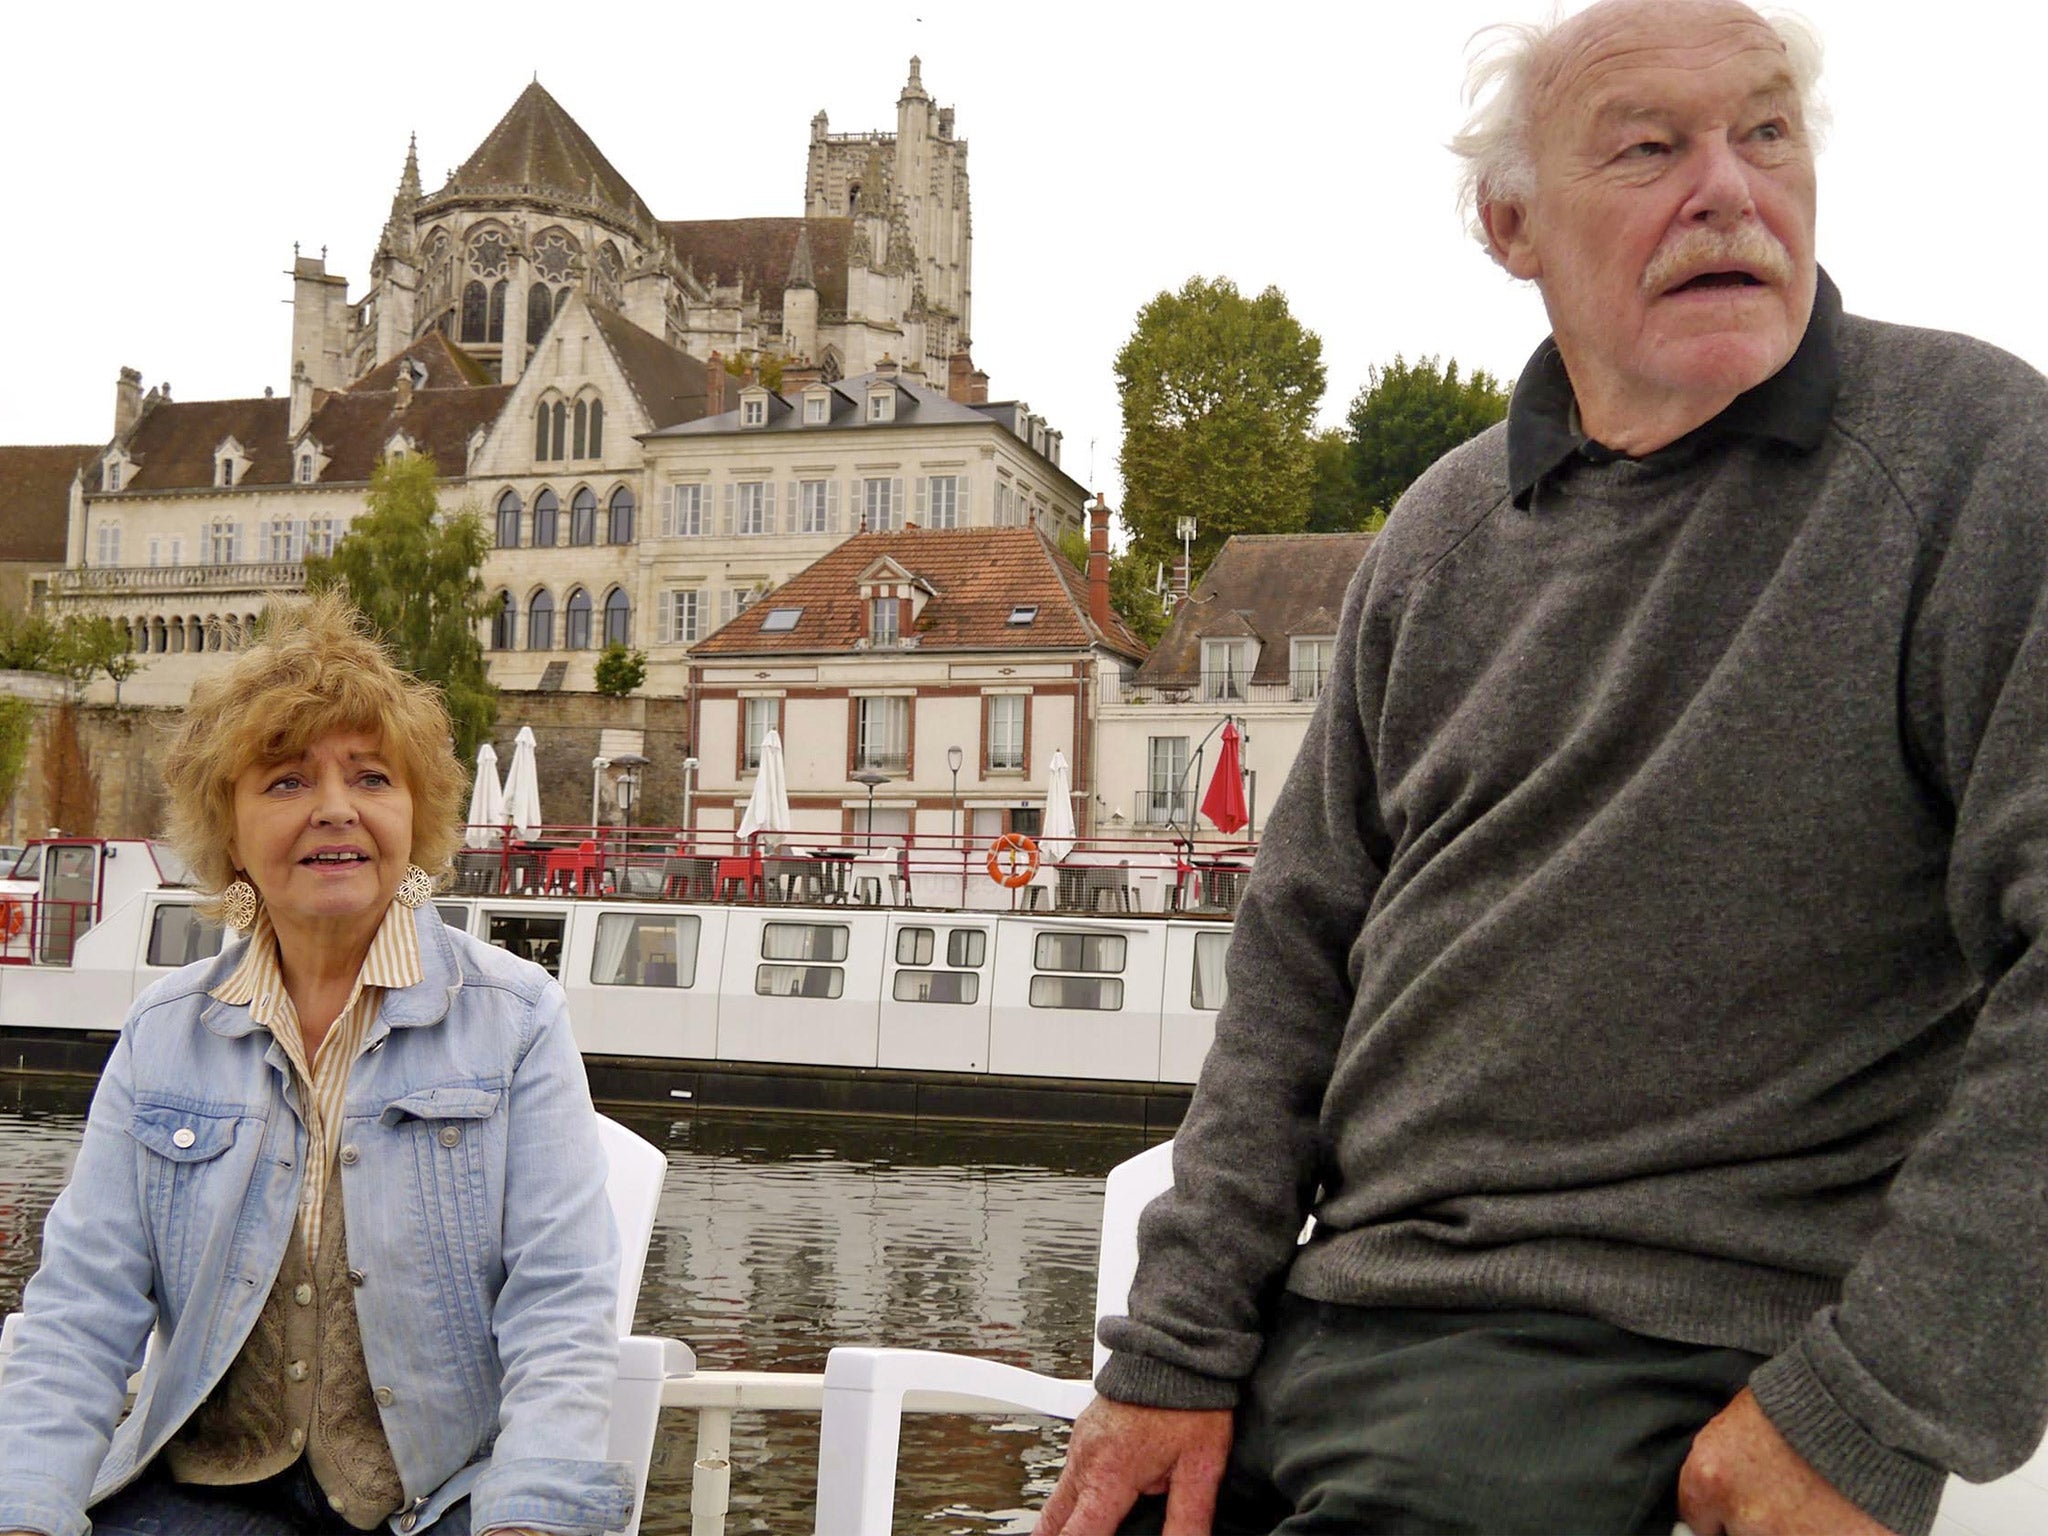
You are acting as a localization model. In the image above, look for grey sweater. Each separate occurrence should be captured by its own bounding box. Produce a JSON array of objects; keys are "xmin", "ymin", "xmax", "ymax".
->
[{"xmin": 1098, "ymin": 310, "xmax": 2048, "ymax": 1536}]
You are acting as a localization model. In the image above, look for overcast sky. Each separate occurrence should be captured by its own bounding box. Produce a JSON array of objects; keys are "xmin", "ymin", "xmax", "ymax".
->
[{"xmin": 7, "ymin": 1, "xmax": 2041, "ymax": 509}]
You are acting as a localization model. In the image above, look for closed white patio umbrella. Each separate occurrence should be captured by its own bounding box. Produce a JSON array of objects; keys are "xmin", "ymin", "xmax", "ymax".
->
[
  {"xmin": 1040, "ymin": 748, "xmax": 1077, "ymax": 864},
  {"xmin": 736, "ymin": 728, "xmax": 792, "ymax": 849},
  {"xmin": 502, "ymin": 725, "xmax": 543, "ymax": 840},
  {"xmin": 464, "ymin": 741, "xmax": 506, "ymax": 848}
]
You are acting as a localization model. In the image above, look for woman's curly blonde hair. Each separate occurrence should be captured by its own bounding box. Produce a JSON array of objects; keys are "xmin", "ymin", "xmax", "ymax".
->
[{"xmin": 161, "ymin": 589, "xmax": 465, "ymax": 917}]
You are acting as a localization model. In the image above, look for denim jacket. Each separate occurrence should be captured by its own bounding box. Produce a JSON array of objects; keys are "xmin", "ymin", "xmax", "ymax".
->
[{"xmin": 0, "ymin": 904, "xmax": 636, "ymax": 1536}]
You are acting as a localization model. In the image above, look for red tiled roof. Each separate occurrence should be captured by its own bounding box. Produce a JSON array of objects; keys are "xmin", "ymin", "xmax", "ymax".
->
[
  {"xmin": 1136, "ymin": 532, "xmax": 1376, "ymax": 685},
  {"xmin": 439, "ymin": 82, "xmax": 655, "ymax": 226},
  {"xmin": 351, "ymin": 331, "xmax": 492, "ymax": 392},
  {"xmin": 587, "ymin": 305, "xmax": 716, "ymax": 429},
  {"xmin": 693, "ymin": 526, "xmax": 1147, "ymax": 661},
  {"xmin": 0, "ymin": 446, "xmax": 96, "ymax": 562},
  {"xmin": 659, "ymin": 218, "xmax": 852, "ymax": 313}
]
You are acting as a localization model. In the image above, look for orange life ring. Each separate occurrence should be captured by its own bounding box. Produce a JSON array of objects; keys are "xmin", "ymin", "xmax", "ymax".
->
[
  {"xmin": 986, "ymin": 833, "xmax": 1041, "ymax": 889},
  {"xmin": 0, "ymin": 901, "xmax": 21, "ymax": 940}
]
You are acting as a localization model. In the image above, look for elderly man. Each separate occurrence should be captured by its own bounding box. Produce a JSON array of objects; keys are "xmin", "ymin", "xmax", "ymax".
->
[{"xmin": 1038, "ymin": 2, "xmax": 2048, "ymax": 1534}]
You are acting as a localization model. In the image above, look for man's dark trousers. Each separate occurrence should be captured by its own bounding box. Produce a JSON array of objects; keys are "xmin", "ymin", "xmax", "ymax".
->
[{"xmin": 1116, "ymin": 1296, "xmax": 1762, "ymax": 1535}]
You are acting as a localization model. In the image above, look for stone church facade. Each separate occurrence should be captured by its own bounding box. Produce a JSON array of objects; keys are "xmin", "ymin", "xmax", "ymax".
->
[{"xmin": 308, "ymin": 58, "xmax": 970, "ymax": 395}]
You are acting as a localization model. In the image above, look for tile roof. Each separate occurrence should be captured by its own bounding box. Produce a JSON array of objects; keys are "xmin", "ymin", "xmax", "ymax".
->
[
  {"xmin": 587, "ymin": 305, "xmax": 716, "ymax": 429},
  {"xmin": 301, "ymin": 385, "xmax": 514, "ymax": 483},
  {"xmin": 692, "ymin": 526, "xmax": 1146, "ymax": 661},
  {"xmin": 1136, "ymin": 532, "xmax": 1377, "ymax": 685},
  {"xmin": 659, "ymin": 218, "xmax": 852, "ymax": 313},
  {"xmin": 438, "ymin": 82, "xmax": 655, "ymax": 227},
  {"xmin": 108, "ymin": 385, "xmax": 511, "ymax": 493},
  {"xmin": 350, "ymin": 331, "xmax": 492, "ymax": 392},
  {"xmin": 0, "ymin": 446, "xmax": 96, "ymax": 562}
]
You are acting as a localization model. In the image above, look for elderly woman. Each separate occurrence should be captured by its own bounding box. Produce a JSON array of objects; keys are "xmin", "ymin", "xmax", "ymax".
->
[{"xmin": 0, "ymin": 592, "xmax": 633, "ymax": 1536}]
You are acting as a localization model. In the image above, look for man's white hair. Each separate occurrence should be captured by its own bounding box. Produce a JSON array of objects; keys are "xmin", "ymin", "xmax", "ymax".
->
[{"xmin": 1449, "ymin": 2, "xmax": 1828, "ymax": 249}]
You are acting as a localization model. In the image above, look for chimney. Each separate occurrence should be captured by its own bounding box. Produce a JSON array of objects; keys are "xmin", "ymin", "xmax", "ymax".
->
[
  {"xmin": 874, "ymin": 353, "xmax": 898, "ymax": 379},
  {"xmin": 1087, "ymin": 495, "xmax": 1113, "ymax": 633},
  {"xmin": 783, "ymin": 361, "xmax": 821, "ymax": 390},
  {"xmin": 706, "ymin": 350, "xmax": 727, "ymax": 417},
  {"xmin": 947, "ymin": 350, "xmax": 973, "ymax": 403},
  {"xmin": 968, "ymin": 368, "xmax": 989, "ymax": 405},
  {"xmin": 289, "ymin": 361, "xmax": 314, "ymax": 437},
  {"xmin": 113, "ymin": 367, "xmax": 143, "ymax": 437}
]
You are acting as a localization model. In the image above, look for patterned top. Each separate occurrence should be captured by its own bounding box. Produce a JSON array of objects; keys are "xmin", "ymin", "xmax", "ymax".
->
[{"xmin": 210, "ymin": 901, "xmax": 423, "ymax": 1262}]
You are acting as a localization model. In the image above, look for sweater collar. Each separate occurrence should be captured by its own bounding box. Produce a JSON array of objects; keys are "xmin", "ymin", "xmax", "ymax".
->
[{"xmin": 1506, "ymin": 267, "xmax": 1841, "ymax": 510}]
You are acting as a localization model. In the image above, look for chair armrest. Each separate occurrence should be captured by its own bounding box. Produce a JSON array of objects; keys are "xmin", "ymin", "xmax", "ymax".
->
[
  {"xmin": 815, "ymin": 1347, "xmax": 1092, "ymax": 1536},
  {"xmin": 617, "ymin": 1333, "xmax": 695, "ymax": 1381}
]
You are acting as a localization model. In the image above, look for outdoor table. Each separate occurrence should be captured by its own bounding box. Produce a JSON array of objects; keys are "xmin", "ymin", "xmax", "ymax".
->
[{"xmin": 800, "ymin": 848, "xmax": 858, "ymax": 904}]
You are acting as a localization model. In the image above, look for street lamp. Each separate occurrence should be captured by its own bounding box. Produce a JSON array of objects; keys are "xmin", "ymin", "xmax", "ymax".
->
[
  {"xmin": 589, "ymin": 756, "xmax": 610, "ymax": 835},
  {"xmin": 852, "ymin": 768, "xmax": 890, "ymax": 851},
  {"xmin": 680, "ymin": 756, "xmax": 699, "ymax": 844},
  {"xmin": 611, "ymin": 753, "xmax": 649, "ymax": 842},
  {"xmin": 946, "ymin": 745, "xmax": 965, "ymax": 905}
]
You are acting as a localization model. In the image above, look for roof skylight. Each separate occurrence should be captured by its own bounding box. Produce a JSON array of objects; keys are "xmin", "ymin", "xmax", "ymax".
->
[
  {"xmin": 1007, "ymin": 605, "xmax": 1039, "ymax": 625},
  {"xmin": 761, "ymin": 607, "xmax": 803, "ymax": 632}
]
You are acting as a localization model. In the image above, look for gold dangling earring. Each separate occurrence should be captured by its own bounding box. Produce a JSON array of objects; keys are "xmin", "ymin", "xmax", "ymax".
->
[
  {"xmin": 395, "ymin": 864, "xmax": 433, "ymax": 909},
  {"xmin": 221, "ymin": 878, "xmax": 259, "ymax": 932}
]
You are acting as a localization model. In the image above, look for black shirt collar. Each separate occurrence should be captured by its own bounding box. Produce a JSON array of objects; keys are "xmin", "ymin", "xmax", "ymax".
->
[{"xmin": 1506, "ymin": 268, "xmax": 1841, "ymax": 509}]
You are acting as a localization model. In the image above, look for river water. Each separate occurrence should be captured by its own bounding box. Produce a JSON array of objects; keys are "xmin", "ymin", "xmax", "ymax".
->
[{"xmin": 0, "ymin": 1077, "xmax": 1151, "ymax": 1534}]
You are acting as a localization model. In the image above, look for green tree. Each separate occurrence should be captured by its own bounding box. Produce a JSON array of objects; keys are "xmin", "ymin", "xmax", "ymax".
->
[
  {"xmin": 1345, "ymin": 355, "xmax": 1510, "ymax": 523},
  {"xmin": 51, "ymin": 614, "xmax": 142, "ymax": 704},
  {"xmin": 0, "ymin": 696, "xmax": 34, "ymax": 824},
  {"xmin": 0, "ymin": 607, "xmax": 58, "ymax": 672},
  {"xmin": 305, "ymin": 453, "xmax": 498, "ymax": 759},
  {"xmin": 1306, "ymin": 428, "xmax": 1369, "ymax": 534},
  {"xmin": 594, "ymin": 642, "xmax": 647, "ymax": 698},
  {"xmin": 1114, "ymin": 276, "xmax": 1326, "ymax": 581}
]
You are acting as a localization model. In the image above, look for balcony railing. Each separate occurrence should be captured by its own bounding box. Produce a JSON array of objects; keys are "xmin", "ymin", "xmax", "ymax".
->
[
  {"xmin": 1117, "ymin": 672, "xmax": 1308, "ymax": 706},
  {"xmin": 48, "ymin": 562, "xmax": 307, "ymax": 596},
  {"xmin": 1133, "ymin": 789, "xmax": 1192, "ymax": 827}
]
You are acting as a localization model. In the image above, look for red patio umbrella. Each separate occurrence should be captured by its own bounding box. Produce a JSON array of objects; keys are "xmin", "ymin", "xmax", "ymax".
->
[{"xmin": 1200, "ymin": 721, "xmax": 1249, "ymax": 835}]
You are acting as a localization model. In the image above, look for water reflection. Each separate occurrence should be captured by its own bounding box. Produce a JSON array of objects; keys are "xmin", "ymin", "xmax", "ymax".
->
[{"xmin": 0, "ymin": 1079, "xmax": 1146, "ymax": 1534}]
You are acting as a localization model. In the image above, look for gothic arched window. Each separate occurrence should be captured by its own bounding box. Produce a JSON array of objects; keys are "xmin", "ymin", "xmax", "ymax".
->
[
  {"xmin": 487, "ymin": 280, "xmax": 508, "ymax": 344},
  {"xmin": 495, "ymin": 489, "xmax": 522, "ymax": 548},
  {"xmin": 565, "ymin": 588, "xmax": 593, "ymax": 649},
  {"xmin": 570, "ymin": 488, "xmax": 597, "ymax": 546},
  {"xmin": 607, "ymin": 486, "xmax": 635, "ymax": 544},
  {"xmin": 461, "ymin": 281, "xmax": 488, "ymax": 343},
  {"xmin": 588, "ymin": 398, "xmax": 604, "ymax": 458},
  {"xmin": 490, "ymin": 589, "xmax": 516, "ymax": 650},
  {"xmin": 527, "ymin": 283, "xmax": 552, "ymax": 346},
  {"xmin": 572, "ymin": 400, "xmax": 588, "ymax": 460},
  {"xmin": 527, "ymin": 589, "xmax": 555, "ymax": 650},
  {"xmin": 550, "ymin": 401, "xmax": 567, "ymax": 460},
  {"xmin": 534, "ymin": 402, "xmax": 551, "ymax": 462},
  {"xmin": 603, "ymin": 587, "xmax": 632, "ymax": 647},
  {"xmin": 533, "ymin": 488, "xmax": 560, "ymax": 547},
  {"xmin": 554, "ymin": 287, "xmax": 571, "ymax": 318}
]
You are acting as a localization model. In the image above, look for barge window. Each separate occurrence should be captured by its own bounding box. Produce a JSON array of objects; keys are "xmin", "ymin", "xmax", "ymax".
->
[
  {"xmin": 763, "ymin": 922, "xmax": 848, "ymax": 962},
  {"xmin": 595, "ymin": 912, "xmax": 700, "ymax": 987},
  {"xmin": 757, "ymin": 963, "xmax": 844, "ymax": 999},
  {"xmin": 434, "ymin": 903, "xmax": 470, "ymax": 933},
  {"xmin": 1033, "ymin": 932, "xmax": 1126, "ymax": 974},
  {"xmin": 146, "ymin": 905, "xmax": 225, "ymax": 968},
  {"xmin": 1192, "ymin": 931, "xmax": 1230, "ymax": 1012},
  {"xmin": 894, "ymin": 969, "xmax": 979, "ymax": 1004},
  {"xmin": 896, "ymin": 927, "xmax": 935, "ymax": 966},
  {"xmin": 486, "ymin": 912, "xmax": 565, "ymax": 977},
  {"xmin": 1029, "ymin": 975, "xmax": 1124, "ymax": 1011},
  {"xmin": 947, "ymin": 929, "xmax": 986, "ymax": 968}
]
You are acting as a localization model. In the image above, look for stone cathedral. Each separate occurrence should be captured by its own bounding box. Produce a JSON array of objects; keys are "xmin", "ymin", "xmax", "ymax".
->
[{"xmin": 293, "ymin": 58, "xmax": 971, "ymax": 396}]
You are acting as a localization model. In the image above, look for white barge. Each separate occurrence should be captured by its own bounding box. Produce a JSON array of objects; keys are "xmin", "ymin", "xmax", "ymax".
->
[{"xmin": 0, "ymin": 836, "xmax": 1239, "ymax": 1129}]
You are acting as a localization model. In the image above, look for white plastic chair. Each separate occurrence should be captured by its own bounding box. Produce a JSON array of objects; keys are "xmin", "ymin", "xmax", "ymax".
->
[
  {"xmin": 0, "ymin": 1112, "xmax": 689, "ymax": 1536},
  {"xmin": 814, "ymin": 1138, "xmax": 2048, "ymax": 1536}
]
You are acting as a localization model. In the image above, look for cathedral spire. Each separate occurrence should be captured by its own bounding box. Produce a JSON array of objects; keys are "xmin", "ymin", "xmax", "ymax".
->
[
  {"xmin": 901, "ymin": 56, "xmax": 928, "ymax": 102},
  {"xmin": 787, "ymin": 223, "xmax": 816, "ymax": 290},
  {"xmin": 377, "ymin": 134, "xmax": 422, "ymax": 262}
]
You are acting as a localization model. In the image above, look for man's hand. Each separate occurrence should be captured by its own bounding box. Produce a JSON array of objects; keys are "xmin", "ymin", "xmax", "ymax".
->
[
  {"xmin": 1035, "ymin": 1398, "xmax": 1232, "ymax": 1536},
  {"xmin": 1678, "ymin": 1387, "xmax": 1897, "ymax": 1536}
]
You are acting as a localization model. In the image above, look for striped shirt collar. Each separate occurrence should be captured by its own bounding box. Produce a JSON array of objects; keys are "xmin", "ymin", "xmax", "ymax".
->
[{"xmin": 212, "ymin": 898, "xmax": 425, "ymax": 1022}]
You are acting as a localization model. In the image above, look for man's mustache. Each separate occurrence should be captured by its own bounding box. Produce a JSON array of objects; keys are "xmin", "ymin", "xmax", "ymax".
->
[{"xmin": 1642, "ymin": 224, "xmax": 1795, "ymax": 295}]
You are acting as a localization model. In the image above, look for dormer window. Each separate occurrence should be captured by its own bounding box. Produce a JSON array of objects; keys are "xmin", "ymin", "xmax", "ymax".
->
[
  {"xmin": 106, "ymin": 461, "xmax": 121, "ymax": 492},
  {"xmin": 804, "ymin": 391, "xmax": 829, "ymax": 425},
  {"xmin": 219, "ymin": 458, "xmax": 235, "ymax": 487},
  {"xmin": 742, "ymin": 396, "xmax": 767, "ymax": 427},
  {"xmin": 298, "ymin": 455, "xmax": 313, "ymax": 485},
  {"xmin": 870, "ymin": 597, "xmax": 900, "ymax": 645},
  {"xmin": 868, "ymin": 390, "xmax": 895, "ymax": 423}
]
